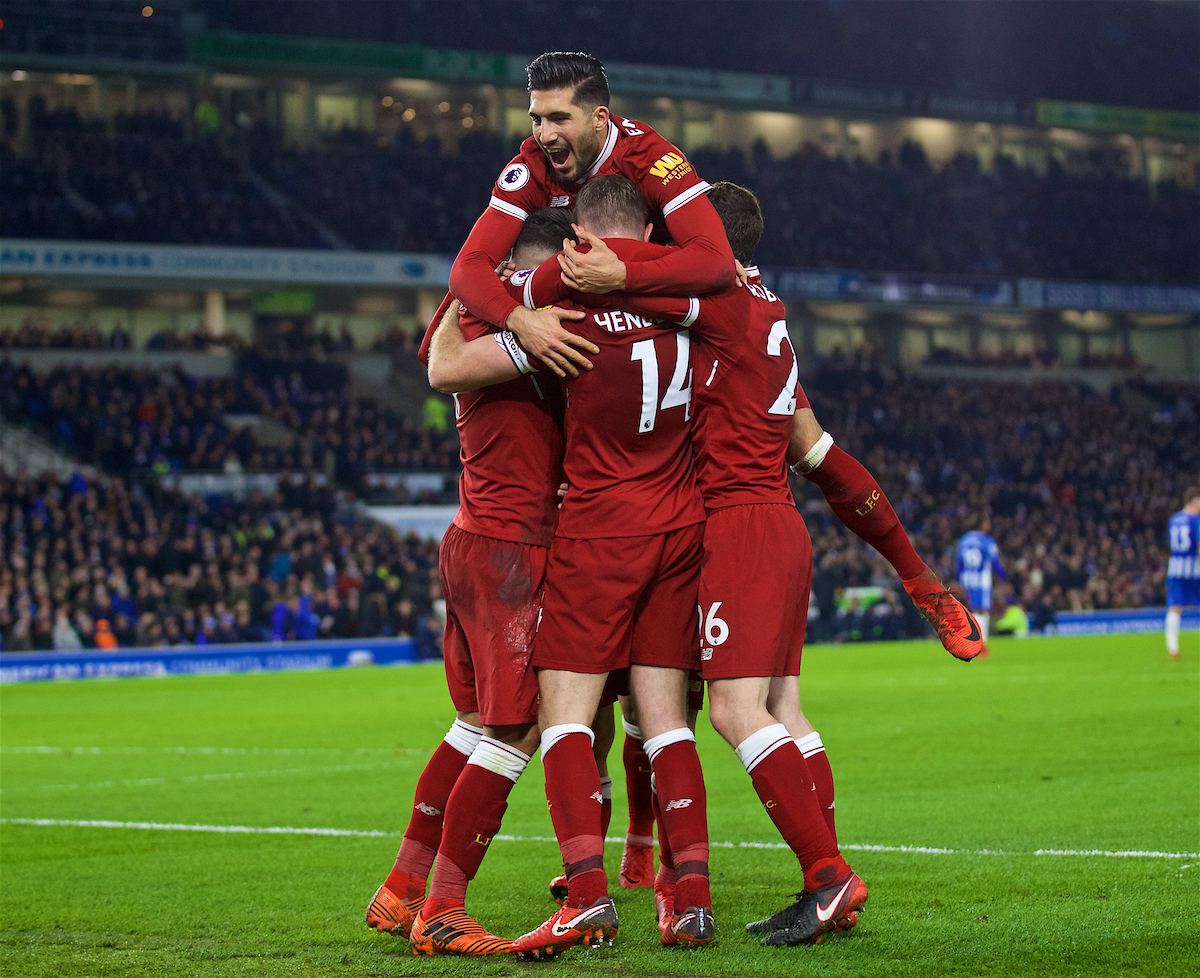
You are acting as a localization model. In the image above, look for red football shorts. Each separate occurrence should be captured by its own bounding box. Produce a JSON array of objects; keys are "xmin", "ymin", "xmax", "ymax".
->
[
  {"xmin": 534, "ymin": 523, "xmax": 704, "ymax": 675},
  {"xmin": 699, "ymin": 503, "xmax": 812, "ymax": 680},
  {"xmin": 439, "ymin": 524, "xmax": 545, "ymax": 726}
]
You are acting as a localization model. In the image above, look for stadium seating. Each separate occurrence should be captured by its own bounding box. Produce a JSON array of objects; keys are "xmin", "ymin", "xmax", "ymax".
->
[
  {"xmin": 4, "ymin": 102, "xmax": 1197, "ymax": 285},
  {"xmin": 2, "ymin": 353, "xmax": 1193, "ymax": 651},
  {"xmin": 0, "ymin": 466, "xmax": 444, "ymax": 653}
]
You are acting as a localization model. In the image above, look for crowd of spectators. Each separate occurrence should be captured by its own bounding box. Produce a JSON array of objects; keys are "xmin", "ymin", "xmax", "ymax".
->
[
  {"xmin": 693, "ymin": 142, "xmax": 1199, "ymax": 285},
  {"xmin": 795, "ymin": 357, "xmax": 1197, "ymax": 640},
  {"xmin": 0, "ymin": 354, "xmax": 458, "ymax": 490},
  {"xmin": 5, "ymin": 101, "xmax": 1197, "ymax": 285},
  {"xmin": 0, "ymin": 104, "xmax": 322, "ymax": 248},
  {"xmin": 0, "ymin": 467, "xmax": 446, "ymax": 656},
  {"xmin": 3, "ymin": 348, "xmax": 1195, "ymax": 651}
]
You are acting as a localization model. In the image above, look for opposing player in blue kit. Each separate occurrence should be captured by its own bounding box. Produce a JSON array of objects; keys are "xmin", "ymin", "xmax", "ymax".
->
[
  {"xmin": 1165, "ymin": 487, "xmax": 1200, "ymax": 660},
  {"xmin": 956, "ymin": 518, "xmax": 1006, "ymax": 647}
]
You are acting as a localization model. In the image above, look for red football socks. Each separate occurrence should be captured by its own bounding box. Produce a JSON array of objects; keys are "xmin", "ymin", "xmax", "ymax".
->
[
  {"xmin": 423, "ymin": 738, "xmax": 531, "ymax": 917},
  {"xmin": 804, "ymin": 444, "xmax": 927, "ymax": 581},
  {"xmin": 737, "ymin": 724, "xmax": 848, "ymax": 891},
  {"xmin": 542, "ymin": 726, "xmax": 608, "ymax": 908},
  {"xmin": 384, "ymin": 722, "xmax": 480, "ymax": 894},
  {"xmin": 600, "ymin": 775, "xmax": 613, "ymax": 839},
  {"xmin": 797, "ymin": 731, "xmax": 838, "ymax": 844},
  {"xmin": 623, "ymin": 732, "xmax": 655, "ymax": 841},
  {"xmin": 645, "ymin": 730, "xmax": 710, "ymax": 912},
  {"xmin": 651, "ymin": 788, "xmax": 676, "ymax": 873}
]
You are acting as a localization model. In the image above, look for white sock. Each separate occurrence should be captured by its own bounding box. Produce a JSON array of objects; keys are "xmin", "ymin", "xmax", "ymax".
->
[
  {"xmin": 467, "ymin": 736, "xmax": 531, "ymax": 783},
  {"xmin": 642, "ymin": 727, "xmax": 695, "ymax": 765},
  {"xmin": 600, "ymin": 775, "xmax": 613, "ymax": 801},
  {"xmin": 443, "ymin": 718, "xmax": 484, "ymax": 756},
  {"xmin": 1166, "ymin": 609, "xmax": 1182, "ymax": 654},
  {"xmin": 976, "ymin": 612, "xmax": 990, "ymax": 643},
  {"xmin": 735, "ymin": 723, "xmax": 793, "ymax": 774},
  {"xmin": 540, "ymin": 722, "xmax": 594, "ymax": 757},
  {"xmin": 795, "ymin": 730, "xmax": 825, "ymax": 759}
]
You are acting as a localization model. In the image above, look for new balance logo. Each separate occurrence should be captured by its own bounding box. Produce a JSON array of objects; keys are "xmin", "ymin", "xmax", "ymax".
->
[
  {"xmin": 415, "ymin": 803, "xmax": 441, "ymax": 816},
  {"xmin": 550, "ymin": 195, "xmax": 571, "ymax": 207},
  {"xmin": 590, "ymin": 791, "xmax": 604, "ymax": 804},
  {"xmin": 665, "ymin": 798, "xmax": 693, "ymax": 811}
]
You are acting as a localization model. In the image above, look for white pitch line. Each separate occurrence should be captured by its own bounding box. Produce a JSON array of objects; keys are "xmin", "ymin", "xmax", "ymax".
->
[{"xmin": 1, "ymin": 819, "xmax": 1194, "ymax": 860}]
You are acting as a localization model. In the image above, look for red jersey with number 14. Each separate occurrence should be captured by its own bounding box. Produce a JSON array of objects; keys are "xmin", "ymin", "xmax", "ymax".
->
[
  {"xmin": 504, "ymin": 241, "xmax": 705, "ymax": 540},
  {"xmin": 507, "ymin": 249, "xmax": 799, "ymax": 512}
]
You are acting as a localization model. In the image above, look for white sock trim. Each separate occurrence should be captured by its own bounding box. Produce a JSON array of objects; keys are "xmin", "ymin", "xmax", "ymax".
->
[
  {"xmin": 643, "ymin": 727, "xmax": 696, "ymax": 765},
  {"xmin": 540, "ymin": 723, "xmax": 595, "ymax": 758},
  {"xmin": 736, "ymin": 723, "xmax": 795, "ymax": 774},
  {"xmin": 976, "ymin": 611, "xmax": 990, "ymax": 643},
  {"xmin": 444, "ymin": 718, "xmax": 485, "ymax": 757},
  {"xmin": 600, "ymin": 775, "xmax": 613, "ymax": 800},
  {"xmin": 791, "ymin": 431, "xmax": 834, "ymax": 476},
  {"xmin": 795, "ymin": 730, "xmax": 825, "ymax": 758},
  {"xmin": 1166, "ymin": 609, "xmax": 1182, "ymax": 653},
  {"xmin": 621, "ymin": 718, "xmax": 643, "ymax": 741},
  {"xmin": 467, "ymin": 736, "xmax": 531, "ymax": 784}
]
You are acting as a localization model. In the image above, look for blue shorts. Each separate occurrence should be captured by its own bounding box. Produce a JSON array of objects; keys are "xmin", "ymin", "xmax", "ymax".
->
[
  {"xmin": 964, "ymin": 588, "xmax": 992, "ymax": 613},
  {"xmin": 1166, "ymin": 578, "xmax": 1200, "ymax": 608}
]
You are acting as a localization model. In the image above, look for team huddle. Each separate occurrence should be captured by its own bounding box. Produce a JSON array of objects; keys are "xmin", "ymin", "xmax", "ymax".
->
[{"xmin": 363, "ymin": 52, "xmax": 987, "ymax": 959}]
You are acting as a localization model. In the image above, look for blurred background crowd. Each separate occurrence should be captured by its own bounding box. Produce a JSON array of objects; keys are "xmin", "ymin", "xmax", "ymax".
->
[{"xmin": 4, "ymin": 102, "xmax": 1196, "ymax": 285}]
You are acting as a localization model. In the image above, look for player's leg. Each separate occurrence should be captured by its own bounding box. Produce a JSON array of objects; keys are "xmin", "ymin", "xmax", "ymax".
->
[
  {"xmin": 1166, "ymin": 576, "xmax": 1185, "ymax": 659},
  {"xmin": 974, "ymin": 589, "xmax": 992, "ymax": 643},
  {"xmin": 791, "ymin": 407, "xmax": 984, "ymax": 661},
  {"xmin": 1166, "ymin": 605, "xmax": 1182, "ymax": 658},
  {"xmin": 768, "ymin": 677, "xmax": 838, "ymax": 844},
  {"xmin": 408, "ymin": 532, "xmax": 544, "ymax": 955},
  {"xmin": 511, "ymin": 535, "xmax": 637, "ymax": 960},
  {"xmin": 616, "ymin": 694, "xmax": 656, "ymax": 888},
  {"xmin": 411, "ymin": 721, "xmax": 538, "ymax": 955},
  {"xmin": 366, "ymin": 710, "xmax": 482, "ymax": 935},
  {"xmin": 367, "ymin": 530, "xmax": 485, "ymax": 936},
  {"xmin": 628, "ymin": 523, "xmax": 713, "ymax": 946},
  {"xmin": 592, "ymin": 701, "xmax": 616, "ymax": 839}
]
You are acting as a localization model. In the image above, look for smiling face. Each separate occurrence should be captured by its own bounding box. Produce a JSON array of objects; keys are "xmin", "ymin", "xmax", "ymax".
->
[{"xmin": 529, "ymin": 87, "xmax": 609, "ymax": 183}]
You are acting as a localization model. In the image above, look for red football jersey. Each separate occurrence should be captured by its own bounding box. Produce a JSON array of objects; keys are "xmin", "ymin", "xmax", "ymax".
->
[
  {"xmin": 449, "ymin": 113, "xmax": 733, "ymax": 329},
  {"xmin": 509, "ymin": 248, "xmax": 801, "ymax": 512},
  {"xmin": 418, "ymin": 298, "xmax": 563, "ymax": 548},
  {"xmin": 503, "ymin": 241, "xmax": 705, "ymax": 539}
]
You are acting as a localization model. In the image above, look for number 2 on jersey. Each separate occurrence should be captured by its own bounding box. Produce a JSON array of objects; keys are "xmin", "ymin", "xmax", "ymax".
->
[
  {"xmin": 631, "ymin": 333, "xmax": 692, "ymax": 433},
  {"xmin": 767, "ymin": 321, "xmax": 798, "ymax": 415}
]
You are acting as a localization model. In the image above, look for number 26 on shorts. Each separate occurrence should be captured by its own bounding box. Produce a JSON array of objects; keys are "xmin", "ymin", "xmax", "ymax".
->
[{"xmin": 698, "ymin": 601, "xmax": 728, "ymax": 659}]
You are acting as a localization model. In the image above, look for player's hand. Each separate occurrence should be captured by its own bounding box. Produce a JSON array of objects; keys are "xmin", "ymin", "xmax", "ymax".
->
[
  {"xmin": 556, "ymin": 482, "xmax": 569, "ymax": 509},
  {"xmin": 505, "ymin": 305, "xmax": 596, "ymax": 379},
  {"xmin": 734, "ymin": 260, "xmax": 749, "ymax": 287},
  {"xmin": 495, "ymin": 259, "xmax": 516, "ymax": 283},
  {"xmin": 560, "ymin": 227, "xmax": 627, "ymax": 293}
]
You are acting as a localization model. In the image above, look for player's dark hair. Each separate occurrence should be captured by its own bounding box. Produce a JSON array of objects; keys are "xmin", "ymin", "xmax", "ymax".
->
[
  {"xmin": 527, "ymin": 52, "xmax": 610, "ymax": 108},
  {"xmin": 576, "ymin": 175, "xmax": 649, "ymax": 236},
  {"xmin": 706, "ymin": 182, "xmax": 764, "ymax": 266},
  {"xmin": 1185, "ymin": 486, "xmax": 1200, "ymax": 505},
  {"xmin": 513, "ymin": 207, "xmax": 577, "ymax": 263}
]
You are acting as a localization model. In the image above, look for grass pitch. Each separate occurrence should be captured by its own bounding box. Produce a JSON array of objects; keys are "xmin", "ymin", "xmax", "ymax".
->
[{"xmin": 1, "ymin": 633, "xmax": 1196, "ymax": 977}]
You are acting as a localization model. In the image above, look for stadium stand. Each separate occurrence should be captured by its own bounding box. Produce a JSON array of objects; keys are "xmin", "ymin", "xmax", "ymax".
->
[
  {"xmin": 794, "ymin": 361, "xmax": 1197, "ymax": 638},
  {"xmin": 0, "ymin": 351, "xmax": 457, "ymax": 486},
  {"xmin": 2, "ymin": 352, "xmax": 1194, "ymax": 653},
  {"xmin": 0, "ymin": 465, "xmax": 445, "ymax": 654},
  {"xmin": 3, "ymin": 103, "xmax": 1197, "ymax": 284}
]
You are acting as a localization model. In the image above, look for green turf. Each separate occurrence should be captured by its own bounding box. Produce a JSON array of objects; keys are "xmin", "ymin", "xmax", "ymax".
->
[{"xmin": 1, "ymin": 633, "xmax": 1197, "ymax": 977}]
